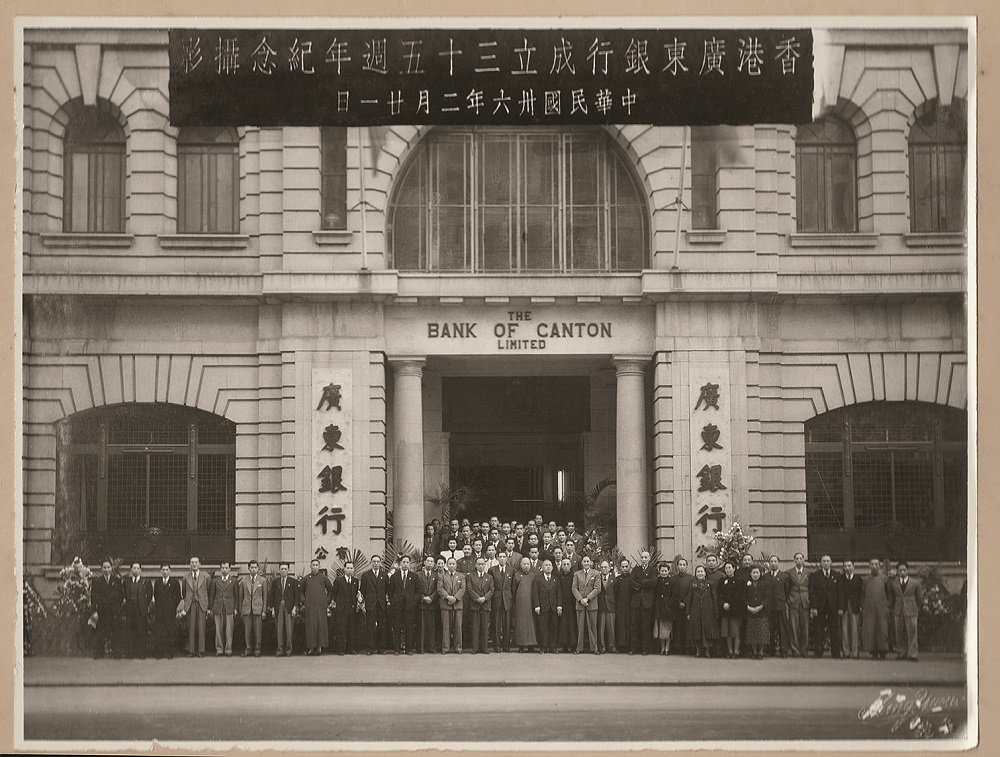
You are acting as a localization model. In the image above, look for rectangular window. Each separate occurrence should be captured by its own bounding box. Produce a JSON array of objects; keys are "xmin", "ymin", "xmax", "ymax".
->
[
  {"xmin": 321, "ymin": 127, "xmax": 348, "ymax": 229},
  {"xmin": 690, "ymin": 129, "xmax": 718, "ymax": 230},
  {"xmin": 178, "ymin": 144, "xmax": 239, "ymax": 233},
  {"xmin": 65, "ymin": 147, "xmax": 125, "ymax": 233}
]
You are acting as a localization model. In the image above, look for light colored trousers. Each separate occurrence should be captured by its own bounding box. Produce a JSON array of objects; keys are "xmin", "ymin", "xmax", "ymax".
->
[{"xmin": 841, "ymin": 609, "xmax": 860, "ymax": 658}]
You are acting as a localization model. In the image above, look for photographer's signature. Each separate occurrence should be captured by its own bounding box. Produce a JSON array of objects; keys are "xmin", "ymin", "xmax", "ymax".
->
[{"xmin": 858, "ymin": 688, "xmax": 965, "ymax": 738}]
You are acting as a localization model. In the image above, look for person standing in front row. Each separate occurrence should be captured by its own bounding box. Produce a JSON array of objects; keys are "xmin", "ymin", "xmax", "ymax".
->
[
  {"xmin": 888, "ymin": 561, "xmax": 923, "ymax": 662},
  {"xmin": 838, "ymin": 559, "xmax": 863, "ymax": 659},
  {"xmin": 630, "ymin": 550, "xmax": 657, "ymax": 655},
  {"xmin": 596, "ymin": 560, "xmax": 617, "ymax": 654},
  {"xmin": 533, "ymin": 559, "xmax": 562, "ymax": 653},
  {"xmin": 270, "ymin": 562, "xmax": 298, "ymax": 657},
  {"xmin": 512, "ymin": 557, "xmax": 538, "ymax": 652},
  {"xmin": 763, "ymin": 555, "xmax": 791, "ymax": 658},
  {"xmin": 122, "ymin": 562, "xmax": 152, "ymax": 660},
  {"xmin": 438, "ymin": 557, "xmax": 466, "ymax": 654},
  {"xmin": 151, "ymin": 564, "xmax": 181, "ymax": 660},
  {"xmin": 180, "ymin": 556, "xmax": 211, "ymax": 658},
  {"xmin": 361, "ymin": 554, "xmax": 391, "ymax": 655},
  {"xmin": 809, "ymin": 554, "xmax": 842, "ymax": 659},
  {"xmin": 861, "ymin": 558, "xmax": 891, "ymax": 659},
  {"xmin": 744, "ymin": 566, "xmax": 770, "ymax": 660},
  {"xmin": 615, "ymin": 558, "xmax": 633, "ymax": 653},
  {"xmin": 416, "ymin": 555, "xmax": 439, "ymax": 654},
  {"xmin": 238, "ymin": 560, "xmax": 268, "ymax": 657},
  {"xmin": 685, "ymin": 565, "xmax": 720, "ymax": 658},
  {"xmin": 209, "ymin": 561, "xmax": 238, "ymax": 657},
  {"xmin": 467, "ymin": 556, "xmax": 495, "ymax": 654},
  {"xmin": 90, "ymin": 559, "xmax": 124, "ymax": 659},
  {"xmin": 716, "ymin": 561, "xmax": 744, "ymax": 659},
  {"xmin": 572, "ymin": 556, "xmax": 601, "ymax": 654},
  {"xmin": 653, "ymin": 561, "xmax": 675, "ymax": 655},
  {"xmin": 299, "ymin": 559, "xmax": 334, "ymax": 656},
  {"xmin": 331, "ymin": 561, "xmax": 360, "ymax": 655},
  {"xmin": 389, "ymin": 555, "xmax": 418, "ymax": 655},
  {"xmin": 489, "ymin": 551, "xmax": 515, "ymax": 652},
  {"xmin": 786, "ymin": 552, "xmax": 810, "ymax": 658}
]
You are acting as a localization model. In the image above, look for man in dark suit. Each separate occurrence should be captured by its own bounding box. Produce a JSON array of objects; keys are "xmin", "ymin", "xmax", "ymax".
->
[
  {"xmin": 888, "ymin": 560, "xmax": 924, "ymax": 661},
  {"xmin": 151, "ymin": 564, "xmax": 181, "ymax": 659},
  {"xmin": 208, "ymin": 561, "xmax": 238, "ymax": 656},
  {"xmin": 597, "ymin": 560, "xmax": 618, "ymax": 654},
  {"xmin": 466, "ymin": 557, "xmax": 495, "ymax": 654},
  {"xmin": 762, "ymin": 555, "xmax": 791, "ymax": 658},
  {"xmin": 331, "ymin": 561, "xmax": 360, "ymax": 655},
  {"xmin": 90, "ymin": 559, "xmax": 123, "ymax": 659},
  {"xmin": 809, "ymin": 554, "xmax": 842, "ymax": 658},
  {"xmin": 615, "ymin": 558, "xmax": 633, "ymax": 653},
  {"xmin": 361, "ymin": 555, "xmax": 391, "ymax": 655},
  {"xmin": 389, "ymin": 555, "xmax": 419, "ymax": 655},
  {"xmin": 630, "ymin": 550, "xmax": 657, "ymax": 655},
  {"xmin": 489, "ymin": 551, "xmax": 516, "ymax": 652},
  {"xmin": 415, "ymin": 555, "xmax": 439, "ymax": 654},
  {"xmin": 787, "ymin": 552, "xmax": 810, "ymax": 657},
  {"xmin": 122, "ymin": 562, "xmax": 151, "ymax": 659},
  {"xmin": 838, "ymin": 559, "xmax": 863, "ymax": 659},
  {"xmin": 532, "ymin": 558, "xmax": 563, "ymax": 653},
  {"xmin": 269, "ymin": 562, "xmax": 299, "ymax": 656}
]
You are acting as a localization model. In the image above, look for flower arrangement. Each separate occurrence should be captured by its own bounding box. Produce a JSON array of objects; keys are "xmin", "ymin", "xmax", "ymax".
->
[
  {"xmin": 713, "ymin": 520, "xmax": 756, "ymax": 567},
  {"xmin": 52, "ymin": 557, "xmax": 92, "ymax": 621},
  {"xmin": 22, "ymin": 577, "xmax": 47, "ymax": 657}
]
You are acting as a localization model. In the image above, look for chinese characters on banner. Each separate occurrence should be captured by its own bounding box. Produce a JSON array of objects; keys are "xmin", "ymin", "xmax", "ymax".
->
[
  {"xmin": 312, "ymin": 368, "xmax": 353, "ymax": 563},
  {"xmin": 689, "ymin": 365, "xmax": 733, "ymax": 560},
  {"xmin": 167, "ymin": 28, "xmax": 813, "ymax": 127}
]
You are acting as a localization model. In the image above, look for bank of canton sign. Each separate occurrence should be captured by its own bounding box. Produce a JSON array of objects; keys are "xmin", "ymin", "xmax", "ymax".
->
[
  {"xmin": 168, "ymin": 28, "xmax": 813, "ymax": 126},
  {"xmin": 384, "ymin": 305, "xmax": 654, "ymax": 355}
]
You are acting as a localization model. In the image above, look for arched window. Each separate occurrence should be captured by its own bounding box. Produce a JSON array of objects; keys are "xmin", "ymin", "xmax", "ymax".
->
[
  {"xmin": 177, "ymin": 126, "xmax": 239, "ymax": 233},
  {"xmin": 321, "ymin": 127, "xmax": 348, "ymax": 230},
  {"xmin": 390, "ymin": 128, "xmax": 649, "ymax": 273},
  {"xmin": 63, "ymin": 104, "xmax": 126, "ymax": 233},
  {"xmin": 804, "ymin": 402, "xmax": 967, "ymax": 562},
  {"xmin": 909, "ymin": 104, "xmax": 966, "ymax": 233},
  {"xmin": 55, "ymin": 404, "xmax": 236, "ymax": 564},
  {"xmin": 795, "ymin": 119, "xmax": 857, "ymax": 233}
]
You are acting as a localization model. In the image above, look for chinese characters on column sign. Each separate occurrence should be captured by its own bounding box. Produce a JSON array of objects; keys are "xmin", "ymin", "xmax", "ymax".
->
[
  {"xmin": 312, "ymin": 368, "xmax": 353, "ymax": 562},
  {"xmin": 689, "ymin": 367, "xmax": 734, "ymax": 560},
  {"xmin": 168, "ymin": 29, "xmax": 813, "ymax": 127}
]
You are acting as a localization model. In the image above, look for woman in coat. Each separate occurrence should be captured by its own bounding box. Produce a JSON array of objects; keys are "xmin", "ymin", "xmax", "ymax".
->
[
  {"xmin": 685, "ymin": 565, "xmax": 720, "ymax": 657},
  {"xmin": 861, "ymin": 558, "xmax": 891, "ymax": 659},
  {"xmin": 653, "ymin": 562, "xmax": 675, "ymax": 655},
  {"xmin": 744, "ymin": 566, "xmax": 769, "ymax": 659},
  {"xmin": 556, "ymin": 558, "xmax": 578, "ymax": 653},
  {"xmin": 716, "ymin": 561, "xmax": 745, "ymax": 659},
  {"xmin": 512, "ymin": 557, "xmax": 538, "ymax": 652}
]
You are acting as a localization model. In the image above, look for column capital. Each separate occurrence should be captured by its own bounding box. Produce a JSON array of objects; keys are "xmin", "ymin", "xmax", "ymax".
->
[
  {"xmin": 612, "ymin": 354, "xmax": 651, "ymax": 377},
  {"xmin": 389, "ymin": 357, "xmax": 426, "ymax": 378}
]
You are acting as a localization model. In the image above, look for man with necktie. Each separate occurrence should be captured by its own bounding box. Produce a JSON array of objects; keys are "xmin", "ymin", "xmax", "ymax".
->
[
  {"xmin": 179, "ymin": 556, "xmax": 211, "ymax": 657},
  {"xmin": 416, "ymin": 555, "xmax": 439, "ymax": 654},
  {"xmin": 762, "ymin": 554, "xmax": 791, "ymax": 658},
  {"xmin": 238, "ymin": 560, "xmax": 268, "ymax": 657},
  {"xmin": 489, "ymin": 551, "xmax": 515, "ymax": 652},
  {"xmin": 466, "ymin": 556, "xmax": 495, "ymax": 654},
  {"xmin": 90, "ymin": 559, "xmax": 123, "ymax": 659},
  {"xmin": 596, "ymin": 560, "xmax": 617, "ymax": 654},
  {"xmin": 122, "ymin": 562, "xmax": 152, "ymax": 659},
  {"xmin": 629, "ymin": 550, "xmax": 657, "ymax": 655},
  {"xmin": 838, "ymin": 559, "xmax": 864, "ymax": 659},
  {"xmin": 888, "ymin": 561, "xmax": 924, "ymax": 661},
  {"xmin": 573, "ymin": 556, "xmax": 601, "ymax": 654},
  {"xmin": 437, "ymin": 557, "xmax": 467, "ymax": 653},
  {"xmin": 151, "ymin": 564, "xmax": 181, "ymax": 659},
  {"xmin": 787, "ymin": 552, "xmax": 811, "ymax": 658},
  {"xmin": 332, "ymin": 561, "xmax": 361, "ymax": 655},
  {"xmin": 209, "ymin": 561, "xmax": 238, "ymax": 656},
  {"xmin": 531, "ymin": 559, "xmax": 562, "ymax": 653},
  {"xmin": 361, "ymin": 555, "xmax": 390, "ymax": 655},
  {"xmin": 269, "ymin": 562, "xmax": 299, "ymax": 656},
  {"xmin": 389, "ymin": 555, "xmax": 419, "ymax": 655},
  {"xmin": 808, "ymin": 554, "xmax": 842, "ymax": 658}
]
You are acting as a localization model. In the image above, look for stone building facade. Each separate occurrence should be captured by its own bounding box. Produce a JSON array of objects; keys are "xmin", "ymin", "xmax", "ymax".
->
[{"xmin": 20, "ymin": 26, "xmax": 971, "ymax": 578}]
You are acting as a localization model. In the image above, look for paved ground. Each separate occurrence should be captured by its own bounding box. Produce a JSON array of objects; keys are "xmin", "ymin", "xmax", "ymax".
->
[{"xmin": 20, "ymin": 653, "xmax": 971, "ymax": 745}]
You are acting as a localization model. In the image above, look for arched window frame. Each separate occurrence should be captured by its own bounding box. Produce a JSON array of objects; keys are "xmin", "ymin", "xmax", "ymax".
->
[
  {"xmin": 908, "ymin": 103, "xmax": 967, "ymax": 233},
  {"xmin": 177, "ymin": 126, "xmax": 240, "ymax": 234},
  {"xmin": 389, "ymin": 127, "xmax": 649, "ymax": 273},
  {"xmin": 55, "ymin": 403, "xmax": 237, "ymax": 564},
  {"xmin": 804, "ymin": 401, "xmax": 967, "ymax": 562},
  {"xmin": 795, "ymin": 118, "xmax": 858, "ymax": 233},
  {"xmin": 62, "ymin": 104, "xmax": 126, "ymax": 233}
]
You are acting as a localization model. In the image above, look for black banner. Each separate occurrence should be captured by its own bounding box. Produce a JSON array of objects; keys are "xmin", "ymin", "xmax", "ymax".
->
[{"xmin": 168, "ymin": 28, "xmax": 813, "ymax": 127}]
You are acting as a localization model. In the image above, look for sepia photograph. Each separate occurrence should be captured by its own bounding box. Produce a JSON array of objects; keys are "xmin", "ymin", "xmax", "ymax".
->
[{"xmin": 14, "ymin": 15, "xmax": 977, "ymax": 750}]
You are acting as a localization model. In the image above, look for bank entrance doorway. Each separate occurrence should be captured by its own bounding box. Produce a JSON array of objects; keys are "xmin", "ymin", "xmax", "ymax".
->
[{"xmin": 443, "ymin": 375, "xmax": 589, "ymax": 525}]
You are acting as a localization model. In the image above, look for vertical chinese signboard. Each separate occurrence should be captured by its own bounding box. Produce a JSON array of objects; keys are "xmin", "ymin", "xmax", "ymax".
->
[
  {"xmin": 312, "ymin": 368, "xmax": 353, "ymax": 564},
  {"xmin": 689, "ymin": 365, "xmax": 733, "ymax": 559}
]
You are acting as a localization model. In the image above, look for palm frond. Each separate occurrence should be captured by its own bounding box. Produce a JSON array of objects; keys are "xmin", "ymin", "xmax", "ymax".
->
[
  {"xmin": 333, "ymin": 547, "xmax": 370, "ymax": 577},
  {"xmin": 383, "ymin": 539, "xmax": 421, "ymax": 568}
]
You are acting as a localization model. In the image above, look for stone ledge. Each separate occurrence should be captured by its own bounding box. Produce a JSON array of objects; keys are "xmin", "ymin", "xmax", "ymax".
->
[
  {"xmin": 788, "ymin": 233, "xmax": 879, "ymax": 249},
  {"xmin": 311, "ymin": 229, "xmax": 354, "ymax": 246},
  {"xmin": 41, "ymin": 233, "xmax": 134, "ymax": 249},
  {"xmin": 903, "ymin": 232, "xmax": 966, "ymax": 248},
  {"xmin": 157, "ymin": 234, "xmax": 250, "ymax": 250},
  {"xmin": 686, "ymin": 229, "xmax": 727, "ymax": 245}
]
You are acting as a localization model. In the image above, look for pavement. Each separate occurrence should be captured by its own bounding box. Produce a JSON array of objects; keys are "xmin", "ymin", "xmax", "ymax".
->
[{"xmin": 23, "ymin": 651, "xmax": 967, "ymax": 688}]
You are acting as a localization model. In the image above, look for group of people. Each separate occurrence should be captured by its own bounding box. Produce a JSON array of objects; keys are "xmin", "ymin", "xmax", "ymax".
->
[{"xmin": 87, "ymin": 513, "xmax": 926, "ymax": 662}]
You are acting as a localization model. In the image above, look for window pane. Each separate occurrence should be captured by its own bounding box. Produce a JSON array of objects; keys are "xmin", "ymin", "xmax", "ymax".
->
[
  {"xmin": 101, "ymin": 152, "xmax": 124, "ymax": 233},
  {"xmin": 569, "ymin": 139, "xmax": 600, "ymax": 205},
  {"xmin": 480, "ymin": 206, "xmax": 512, "ymax": 270},
  {"xmin": 852, "ymin": 450, "xmax": 893, "ymax": 527},
  {"xmin": 910, "ymin": 148, "xmax": 934, "ymax": 233},
  {"xmin": 892, "ymin": 449, "xmax": 935, "ymax": 528},
  {"xmin": 569, "ymin": 207, "xmax": 601, "ymax": 270},
  {"xmin": 690, "ymin": 133, "xmax": 717, "ymax": 230},
  {"xmin": 524, "ymin": 140, "xmax": 556, "ymax": 204},
  {"xmin": 214, "ymin": 152, "xmax": 236, "ymax": 233},
  {"xmin": 828, "ymin": 152, "xmax": 856, "ymax": 232},
  {"xmin": 321, "ymin": 127, "xmax": 348, "ymax": 229},
  {"xmin": 198, "ymin": 455, "xmax": 233, "ymax": 531},
  {"xmin": 180, "ymin": 152, "xmax": 204, "ymax": 232},
  {"xmin": 148, "ymin": 455, "xmax": 188, "ymax": 531},
  {"xmin": 107, "ymin": 454, "xmax": 147, "ymax": 531},
  {"xmin": 437, "ymin": 140, "xmax": 469, "ymax": 205},
  {"xmin": 805, "ymin": 452, "xmax": 844, "ymax": 528},
  {"xmin": 435, "ymin": 206, "xmax": 468, "ymax": 270},
  {"xmin": 481, "ymin": 139, "xmax": 511, "ymax": 205},
  {"xmin": 613, "ymin": 205, "xmax": 645, "ymax": 271},
  {"xmin": 70, "ymin": 153, "xmax": 90, "ymax": 232},
  {"xmin": 797, "ymin": 151, "xmax": 820, "ymax": 232},
  {"xmin": 942, "ymin": 148, "xmax": 966, "ymax": 232},
  {"xmin": 392, "ymin": 206, "xmax": 424, "ymax": 270},
  {"xmin": 522, "ymin": 206, "xmax": 556, "ymax": 270}
]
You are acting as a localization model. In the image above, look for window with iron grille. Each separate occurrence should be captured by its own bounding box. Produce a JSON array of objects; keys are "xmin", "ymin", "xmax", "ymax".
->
[
  {"xmin": 909, "ymin": 104, "xmax": 966, "ymax": 233},
  {"xmin": 63, "ymin": 104, "xmax": 126, "ymax": 233},
  {"xmin": 390, "ymin": 128, "xmax": 649, "ymax": 272},
  {"xmin": 320, "ymin": 127, "xmax": 348, "ymax": 229},
  {"xmin": 55, "ymin": 404, "xmax": 236, "ymax": 563},
  {"xmin": 804, "ymin": 402, "xmax": 967, "ymax": 561},
  {"xmin": 795, "ymin": 119, "xmax": 857, "ymax": 233},
  {"xmin": 177, "ymin": 126, "xmax": 240, "ymax": 233}
]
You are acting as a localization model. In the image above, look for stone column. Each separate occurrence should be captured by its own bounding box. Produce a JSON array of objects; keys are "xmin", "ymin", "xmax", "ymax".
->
[
  {"xmin": 613, "ymin": 356, "xmax": 650, "ymax": 557},
  {"xmin": 391, "ymin": 358, "xmax": 425, "ymax": 550}
]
